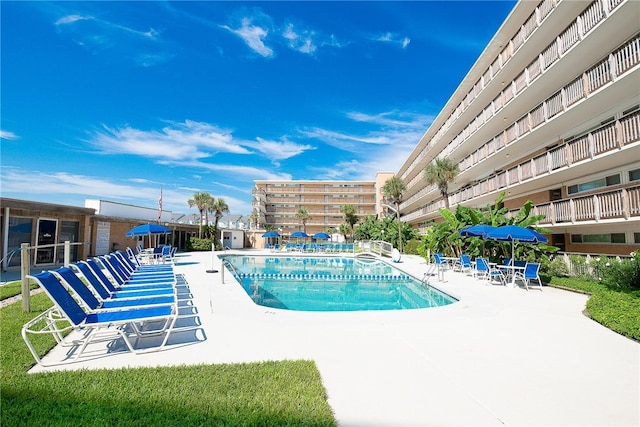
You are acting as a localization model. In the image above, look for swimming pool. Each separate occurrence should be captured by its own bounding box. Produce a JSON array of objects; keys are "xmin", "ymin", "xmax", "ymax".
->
[{"xmin": 221, "ymin": 255, "xmax": 457, "ymax": 312}]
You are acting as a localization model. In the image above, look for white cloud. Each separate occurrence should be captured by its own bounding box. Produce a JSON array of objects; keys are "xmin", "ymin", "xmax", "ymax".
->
[
  {"xmin": 283, "ymin": 23, "xmax": 316, "ymax": 55},
  {"xmin": 375, "ymin": 32, "xmax": 411, "ymax": 49},
  {"xmin": 1, "ymin": 130, "xmax": 19, "ymax": 140},
  {"xmin": 247, "ymin": 137, "xmax": 315, "ymax": 161},
  {"xmin": 0, "ymin": 168, "xmax": 254, "ymax": 214},
  {"xmin": 222, "ymin": 18, "xmax": 274, "ymax": 57},
  {"xmin": 177, "ymin": 160, "xmax": 292, "ymax": 181},
  {"xmin": 89, "ymin": 120, "xmax": 250, "ymax": 161},
  {"xmin": 55, "ymin": 14, "xmax": 92, "ymax": 26}
]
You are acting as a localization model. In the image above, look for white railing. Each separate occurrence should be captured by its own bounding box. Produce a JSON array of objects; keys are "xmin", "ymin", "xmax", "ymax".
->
[
  {"xmin": 533, "ymin": 186, "xmax": 639, "ymax": 225},
  {"xmin": 401, "ymin": 1, "xmax": 635, "ymax": 187}
]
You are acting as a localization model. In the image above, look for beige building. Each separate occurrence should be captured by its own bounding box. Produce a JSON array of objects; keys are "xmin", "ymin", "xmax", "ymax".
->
[
  {"xmin": 252, "ymin": 173, "xmax": 394, "ymax": 237},
  {"xmin": 396, "ymin": 0, "xmax": 639, "ymax": 255}
]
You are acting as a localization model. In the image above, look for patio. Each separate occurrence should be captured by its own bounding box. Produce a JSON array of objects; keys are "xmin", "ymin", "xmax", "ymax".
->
[{"xmin": 27, "ymin": 250, "xmax": 639, "ymax": 426}]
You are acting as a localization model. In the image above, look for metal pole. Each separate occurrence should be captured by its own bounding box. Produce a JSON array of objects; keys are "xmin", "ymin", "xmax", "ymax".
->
[
  {"xmin": 206, "ymin": 242, "xmax": 218, "ymax": 273},
  {"xmin": 21, "ymin": 243, "xmax": 30, "ymax": 312}
]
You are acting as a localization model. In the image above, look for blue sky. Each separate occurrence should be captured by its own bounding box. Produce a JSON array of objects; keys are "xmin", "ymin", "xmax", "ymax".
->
[{"xmin": 1, "ymin": 1, "xmax": 515, "ymax": 218}]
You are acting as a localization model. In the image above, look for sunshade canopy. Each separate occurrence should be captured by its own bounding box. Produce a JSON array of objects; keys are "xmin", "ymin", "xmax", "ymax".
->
[
  {"xmin": 458, "ymin": 225, "xmax": 497, "ymax": 237},
  {"xmin": 290, "ymin": 231, "xmax": 309, "ymax": 238},
  {"xmin": 262, "ymin": 231, "xmax": 280, "ymax": 238},
  {"xmin": 312, "ymin": 232, "xmax": 330, "ymax": 239},
  {"xmin": 125, "ymin": 223, "xmax": 172, "ymax": 237},
  {"xmin": 484, "ymin": 225, "xmax": 548, "ymax": 243}
]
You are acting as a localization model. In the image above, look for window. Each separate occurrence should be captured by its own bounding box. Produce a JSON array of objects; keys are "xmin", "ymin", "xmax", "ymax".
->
[
  {"xmin": 634, "ymin": 233, "xmax": 640, "ymax": 244},
  {"xmin": 567, "ymin": 174, "xmax": 621, "ymax": 194},
  {"xmin": 629, "ymin": 169, "xmax": 640, "ymax": 182},
  {"xmin": 571, "ymin": 233, "xmax": 626, "ymax": 244}
]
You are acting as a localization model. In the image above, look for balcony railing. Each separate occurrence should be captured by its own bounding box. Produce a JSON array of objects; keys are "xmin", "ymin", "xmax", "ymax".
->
[
  {"xmin": 402, "ymin": 109, "xmax": 640, "ymax": 219},
  {"xmin": 531, "ymin": 185, "xmax": 640, "ymax": 224},
  {"xmin": 401, "ymin": 0, "xmax": 633, "ymax": 185}
]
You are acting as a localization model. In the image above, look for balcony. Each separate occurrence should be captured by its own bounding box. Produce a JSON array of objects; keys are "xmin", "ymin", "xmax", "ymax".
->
[
  {"xmin": 401, "ymin": 0, "xmax": 636, "ymax": 188},
  {"xmin": 401, "ymin": 108, "xmax": 640, "ymax": 222},
  {"xmin": 532, "ymin": 184, "xmax": 640, "ymax": 225}
]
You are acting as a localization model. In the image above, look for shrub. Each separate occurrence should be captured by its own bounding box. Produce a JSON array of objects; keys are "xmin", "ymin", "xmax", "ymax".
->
[
  {"xmin": 187, "ymin": 237, "xmax": 213, "ymax": 251},
  {"xmin": 599, "ymin": 252, "xmax": 640, "ymax": 290},
  {"xmin": 403, "ymin": 239, "xmax": 421, "ymax": 255},
  {"xmin": 542, "ymin": 257, "xmax": 570, "ymax": 278},
  {"xmin": 568, "ymin": 254, "xmax": 591, "ymax": 279}
]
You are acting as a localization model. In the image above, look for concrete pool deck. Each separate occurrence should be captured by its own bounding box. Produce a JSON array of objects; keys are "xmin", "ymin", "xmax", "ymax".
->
[{"xmin": 28, "ymin": 250, "xmax": 639, "ymax": 426}]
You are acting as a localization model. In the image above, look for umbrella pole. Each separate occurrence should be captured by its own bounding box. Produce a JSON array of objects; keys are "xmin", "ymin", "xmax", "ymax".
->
[{"xmin": 206, "ymin": 242, "xmax": 218, "ymax": 273}]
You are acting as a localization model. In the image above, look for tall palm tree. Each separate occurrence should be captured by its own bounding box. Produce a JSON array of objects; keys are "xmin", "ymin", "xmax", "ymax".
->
[
  {"xmin": 187, "ymin": 191, "xmax": 213, "ymax": 238},
  {"xmin": 340, "ymin": 204, "xmax": 358, "ymax": 241},
  {"xmin": 295, "ymin": 207, "xmax": 310, "ymax": 233},
  {"xmin": 210, "ymin": 197, "xmax": 230, "ymax": 237},
  {"xmin": 381, "ymin": 176, "xmax": 407, "ymax": 252},
  {"xmin": 424, "ymin": 157, "xmax": 460, "ymax": 209}
]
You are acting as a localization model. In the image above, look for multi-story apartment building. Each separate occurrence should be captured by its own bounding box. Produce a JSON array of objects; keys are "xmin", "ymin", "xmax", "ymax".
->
[
  {"xmin": 252, "ymin": 173, "xmax": 393, "ymax": 236},
  {"xmin": 397, "ymin": 0, "xmax": 639, "ymax": 255}
]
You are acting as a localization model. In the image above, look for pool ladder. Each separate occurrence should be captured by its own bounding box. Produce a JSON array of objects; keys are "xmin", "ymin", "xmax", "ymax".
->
[{"xmin": 221, "ymin": 259, "xmax": 240, "ymax": 284}]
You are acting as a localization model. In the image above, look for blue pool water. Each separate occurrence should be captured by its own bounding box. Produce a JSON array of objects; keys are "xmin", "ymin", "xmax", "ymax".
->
[{"xmin": 221, "ymin": 255, "xmax": 457, "ymax": 312}]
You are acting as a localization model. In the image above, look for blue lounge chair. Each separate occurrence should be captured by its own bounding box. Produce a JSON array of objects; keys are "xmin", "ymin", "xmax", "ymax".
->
[
  {"xmin": 54, "ymin": 267, "xmax": 176, "ymax": 311},
  {"xmin": 514, "ymin": 263, "xmax": 543, "ymax": 290},
  {"xmin": 82, "ymin": 259, "xmax": 174, "ymax": 296},
  {"xmin": 122, "ymin": 248, "xmax": 173, "ymax": 272},
  {"xmin": 114, "ymin": 250, "xmax": 174, "ymax": 276},
  {"xmin": 100, "ymin": 255, "xmax": 175, "ymax": 287},
  {"xmin": 22, "ymin": 271, "xmax": 182, "ymax": 366}
]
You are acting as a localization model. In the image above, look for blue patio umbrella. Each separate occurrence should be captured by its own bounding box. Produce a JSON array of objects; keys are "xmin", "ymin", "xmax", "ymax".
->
[
  {"xmin": 262, "ymin": 230, "xmax": 280, "ymax": 247},
  {"xmin": 312, "ymin": 232, "xmax": 330, "ymax": 240},
  {"xmin": 126, "ymin": 223, "xmax": 172, "ymax": 237},
  {"xmin": 290, "ymin": 231, "xmax": 308, "ymax": 238},
  {"xmin": 126, "ymin": 223, "xmax": 172, "ymax": 248},
  {"xmin": 484, "ymin": 225, "xmax": 548, "ymax": 261},
  {"xmin": 458, "ymin": 224, "xmax": 497, "ymax": 237}
]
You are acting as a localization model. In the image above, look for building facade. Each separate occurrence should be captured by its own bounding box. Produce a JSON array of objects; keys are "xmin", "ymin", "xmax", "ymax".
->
[
  {"xmin": 252, "ymin": 173, "xmax": 394, "ymax": 237},
  {"xmin": 396, "ymin": 0, "xmax": 639, "ymax": 255},
  {"xmin": 0, "ymin": 197, "xmax": 199, "ymax": 273}
]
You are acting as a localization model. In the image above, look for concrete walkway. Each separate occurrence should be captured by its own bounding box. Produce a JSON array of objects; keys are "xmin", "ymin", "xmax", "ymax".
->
[{"xmin": 28, "ymin": 250, "xmax": 639, "ymax": 426}]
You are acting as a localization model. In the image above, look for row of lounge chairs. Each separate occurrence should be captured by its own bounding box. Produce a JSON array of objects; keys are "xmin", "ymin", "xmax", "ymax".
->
[
  {"xmin": 267, "ymin": 242, "xmax": 355, "ymax": 253},
  {"xmin": 434, "ymin": 253, "xmax": 543, "ymax": 290},
  {"xmin": 22, "ymin": 249, "xmax": 200, "ymax": 366}
]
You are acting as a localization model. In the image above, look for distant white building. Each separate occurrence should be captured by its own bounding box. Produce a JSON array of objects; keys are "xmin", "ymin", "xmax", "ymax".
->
[{"xmin": 85, "ymin": 199, "xmax": 173, "ymax": 223}]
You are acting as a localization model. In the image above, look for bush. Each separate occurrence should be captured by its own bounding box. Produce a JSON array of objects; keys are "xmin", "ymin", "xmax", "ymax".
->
[
  {"xmin": 599, "ymin": 252, "xmax": 640, "ymax": 290},
  {"xmin": 542, "ymin": 257, "xmax": 570, "ymax": 278},
  {"xmin": 403, "ymin": 239, "xmax": 421, "ymax": 255},
  {"xmin": 187, "ymin": 237, "xmax": 213, "ymax": 251},
  {"xmin": 568, "ymin": 254, "xmax": 591, "ymax": 279}
]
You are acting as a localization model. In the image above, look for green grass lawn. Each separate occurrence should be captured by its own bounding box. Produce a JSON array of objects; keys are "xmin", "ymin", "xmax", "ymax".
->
[
  {"xmin": 1, "ymin": 294, "xmax": 336, "ymax": 426},
  {"xmin": 0, "ymin": 280, "xmax": 38, "ymax": 301}
]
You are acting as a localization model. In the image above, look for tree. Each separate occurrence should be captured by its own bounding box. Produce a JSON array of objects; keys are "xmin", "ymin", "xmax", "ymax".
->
[
  {"xmin": 295, "ymin": 207, "xmax": 310, "ymax": 233},
  {"xmin": 340, "ymin": 204, "xmax": 358, "ymax": 240},
  {"xmin": 187, "ymin": 191, "xmax": 212, "ymax": 238},
  {"xmin": 423, "ymin": 157, "xmax": 460, "ymax": 209},
  {"xmin": 381, "ymin": 176, "xmax": 407, "ymax": 252},
  {"xmin": 210, "ymin": 198, "xmax": 230, "ymax": 237},
  {"xmin": 248, "ymin": 210, "xmax": 259, "ymax": 229}
]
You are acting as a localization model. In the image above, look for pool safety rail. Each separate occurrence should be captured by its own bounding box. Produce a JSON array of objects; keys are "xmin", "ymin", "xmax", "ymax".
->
[{"xmin": 236, "ymin": 272, "xmax": 412, "ymax": 281}]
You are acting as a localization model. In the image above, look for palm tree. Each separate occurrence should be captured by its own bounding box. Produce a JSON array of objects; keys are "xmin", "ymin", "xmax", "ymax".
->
[
  {"xmin": 381, "ymin": 176, "xmax": 406, "ymax": 252},
  {"xmin": 187, "ymin": 191, "xmax": 212, "ymax": 238},
  {"xmin": 340, "ymin": 204, "xmax": 358, "ymax": 241},
  {"xmin": 295, "ymin": 207, "xmax": 310, "ymax": 233},
  {"xmin": 248, "ymin": 209, "xmax": 259, "ymax": 229},
  {"xmin": 424, "ymin": 157, "xmax": 459, "ymax": 209},
  {"xmin": 210, "ymin": 197, "xmax": 230, "ymax": 237}
]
